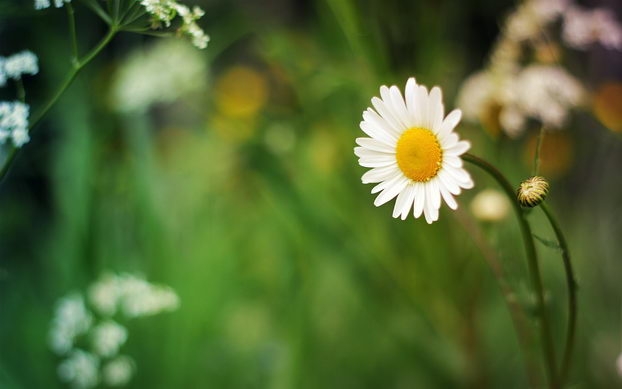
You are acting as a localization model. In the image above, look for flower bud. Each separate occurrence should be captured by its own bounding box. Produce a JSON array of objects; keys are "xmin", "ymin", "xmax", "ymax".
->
[{"xmin": 517, "ymin": 176, "xmax": 549, "ymax": 207}]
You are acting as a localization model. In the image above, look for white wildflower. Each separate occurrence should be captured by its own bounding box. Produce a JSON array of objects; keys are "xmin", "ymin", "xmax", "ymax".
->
[
  {"xmin": 470, "ymin": 189, "xmax": 510, "ymax": 222},
  {"xmin": 102, "ymin": 356, "xmax": 135, "ymax": 387},
  {"xmin": 58, "ymin": 349, "xmax": 100, "ymax": 389},
  {"xmin": 0, "ymin": 101, "xmax": 30, "ymax": 147},
  {"xmin": 34, "ymin": 0, "xmax": 50, "ymax": 9},
  {"xmin": 562, "ymin": 6, "xmax": 622, "ymax": 50},
  {"xmin": 91, "ymin": 321, "xmax": 128, "ymax": 358},
  {"xmin": 49, "ymin": 293, "xmax": 93, "ymax": 355},
  {"xmin": 514, "ymin": 64, "xmax": 584, "ymax": 129},
  {"xmin": 140, "ymin": 0, "xmax": 209, "ymax": 49},
  {"xmin": 3, "ymin": 51, "xmax": 39, "ymax": 80},
  {"xmin": 174, "ymin": 4, "xmax": 210, "ymax": 49},
  {"xmin": 140, "ymin": 0, "xmax": 177, "ymax": 26},
  {"xmin": 118, "ymin": 274, "xmax": 180, "ymax": 318},
  {"xmin": 504, "ymin": 0, "xmax": 566, "ymax": 43},
  {"xmin": 89, "ymin": 273, "xmax": 122, "ymax": 316},
  {"xmin": 11, "ymin": 127, "xmax": 30, "ymax": 147},
  {"xmin": 110, "ymin": 39, "xmax": 208, "ymax": 113},
  {"xmin": 34, "ymin": 0, "xmax": 70, "ymax": 9}
]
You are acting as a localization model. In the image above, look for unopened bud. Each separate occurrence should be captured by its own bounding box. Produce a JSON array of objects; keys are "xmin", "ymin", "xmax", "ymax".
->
[{"xmin": 517, "ymin": 176, "xmax": 549, "ymax": 207}]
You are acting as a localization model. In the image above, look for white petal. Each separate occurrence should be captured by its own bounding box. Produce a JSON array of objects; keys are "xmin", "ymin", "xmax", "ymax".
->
[
  {"xmin": 445, "ymin": 140, "xmax": 470, "ymax": 156},
  {"xmin": 444, "ymin": 155, "xmax": 463, "ymax": 168},
  {"xmin": 371, "ymin": 173, "xmax": 404, "ymax": 194},
  {"xmin": 400, "ymin": 184, "xmax": 417, "ymax": 220},
  {"xmin": 426, "ymin": 179, "xmax": 441, "ymax": 210},
  {"xmin": 373, "ymin": 176, "xmax": 409, "ymax": 206},
  {"xmin": 423, "ymin": 202, "xmax": 438, "ymax": 224},
  {"xmin": 392, "ymin": 183, "xmax": 414, "ymax": 219},
  {"xmin": 355, "ymin": 137, "xmax": 395, "ymax": 153},
  {"xmin": 413, "ymin": 182, "xmax": 426, "ymax": 218},
  {"xmin": 441, "ymin": 133, "xmax": 459, "ymax": 149},
  {"xmin": 360, "ymin": 116, "xmax": 397, "ymax": 145},
  {"xmin": 439, "ymin": 183, "xmax": 458, "ymax": 210},
  {"xmin": 446, "ymin": 166, "xmax": 473, "ymax": 187},
  {"xmin": 437, "ymin": 109, "xmax": 461, "ymax": 140},
  {"xmin": 354, "ymin": 146, "xmax": 391, "ymax": 159},
  {"xmin": 389, "ymin": 85, "xmax": 411, "ymax": 128},
  {"xmin": 414, "ymin": 85, "xmax": 428, "ymax": 128},
  {"xmin": 438, "ymin": 170, "xmax": 462, "ymax": 195},
  {"xmin": 429, "ymin": 87, "xmax": 444, "ymax": 132},
  {"xmin": 362, "ymin": 165, "xmax": 400, "ymax": 184},
  {"xmin": 371, "ymin": 97, "xmax": 403, "ymax": 133},
  {"xmin": 379, "ymin": 86, "xmax": 408, "ymax": 129},
  {"xmin": 405, "ymin": 78, "xmax": 418, "ymax": 123}
]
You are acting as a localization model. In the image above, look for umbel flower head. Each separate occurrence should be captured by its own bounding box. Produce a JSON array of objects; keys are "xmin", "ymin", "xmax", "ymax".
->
[{"xmin": 354, "ymin": 78, "xmax": 474, "ymax": 223}]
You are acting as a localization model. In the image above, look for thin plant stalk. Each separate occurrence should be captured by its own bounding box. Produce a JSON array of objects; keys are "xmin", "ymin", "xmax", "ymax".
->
[
  {"xmin": 454, "ymin": 209, "xmax": 540, "ymax": 387},
  {"xmin": 533, "ymin": 127, "xmax": 545, "ymax": 176},
  {"xmin": 541, "ymin": 202, "xmax": 578, "ymax": 386},
  {"xmin": 463, "ymin": 153, "xmax": 559, "ymax": 388},
  {"xmin": 0, "ymin": 27, "xmax": 118, "ymax": 182}
]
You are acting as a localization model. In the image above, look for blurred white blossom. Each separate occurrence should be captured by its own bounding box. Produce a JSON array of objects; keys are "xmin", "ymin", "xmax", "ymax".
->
[
  {"xmin": 563, "ymin": 6, "xmax": 622, "ymax": 50},
  {"xmin": 58, "ymin": 349, "xmax": 100, "ymax": 389},
  {"xmin": 110, "ymin": 39, "xmax": 208, "ymax": 113},
  {"xmin": 470, "ymin": 189, "xmax": 510, "ymax": 222},
  {"xmin": 0, "ymin": 101, "xmax": 30, "ymax": 147},
  {"xmin": 91, "ymin": 321, "xmax": 128, "ymax": 358},
  {"xmin": 2, "ymin": 51, "xmax": 38, "ymax": 80},
  {"xmin": 89, "ymin": 273, "xmax": 122, "ymax": 317},
  {"xmin": 457, "ymin": 0, "xmax": 605, "ymax": 137},
  {"xmin": 117, "ymin": 274, "xmax": 180, "ymax": 318},
  {"xmin": 513, "ymin": 64, "xmax": 584, "ymax": 130},
  {"xmin": 49, "ymin": 293, "xmax": 93, "ymax": 355},
  {"xmin": 34, "ymin": 0, "xmax": 70, "ymax": 10},
  {"xmin": 51, "ymin": 273, "xmax": 179, "ymax": 388},
  {"xmin": 102, "ymin": 356, "xmax": 135, "ymax": 387},
  {"xmin": 88, "ymin": 272, "xmax": 180, "ymax": 318}
]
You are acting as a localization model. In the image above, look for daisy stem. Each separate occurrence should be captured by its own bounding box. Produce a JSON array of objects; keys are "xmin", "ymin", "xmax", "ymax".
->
[
  {"xmin": 540, "ymin": 202, "xmax": 577, "ymax": 387},
  {"xmin": 0, "ymin": 26, "xmax": 118, "ymax": 183},
  {"xmin": 463, "ymin": 153, "xmax": 559, "ymax": 388},
  {"xmin": 533, "ymin": 127, "xmax": 545, "ymax": 176}
]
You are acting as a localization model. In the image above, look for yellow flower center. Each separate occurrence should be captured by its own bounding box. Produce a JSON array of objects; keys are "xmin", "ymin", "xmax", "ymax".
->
[{"xmin": 395, "ymin": 128, "xmax": 442, "ymax": 182}]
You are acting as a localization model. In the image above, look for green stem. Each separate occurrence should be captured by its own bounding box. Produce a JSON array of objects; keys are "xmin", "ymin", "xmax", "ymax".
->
[
  {"xmin": 533, "ymin": 127, "xmax": 545, "ymax": 176},
  {"xmin": 541, "ymin": 202, "xmax": 577, "ymax": 387},
  {"xmin": 0, "ymin": 27, "xmax": 118, "ymax": 183},
  {"xmin": 15, "ymin": 78, "xmax": 26, "ymax": 103},
  {"xmin": 66, "ymin": 2, "xmax": 79, "ymax": 64},
  {"xmin": 463, "ymin": 153, "xmax": 559, "ymax": 388}
]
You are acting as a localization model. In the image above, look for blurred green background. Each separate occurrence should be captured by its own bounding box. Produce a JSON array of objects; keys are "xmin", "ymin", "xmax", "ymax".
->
[{"xmin": 1, "ymin": 0, "xmax": 622, "ymax": 387}]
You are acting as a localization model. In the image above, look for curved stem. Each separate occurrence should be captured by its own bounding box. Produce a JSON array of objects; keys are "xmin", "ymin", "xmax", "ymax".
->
[
  {"xmin": 0, "ymin": 27, "xmax": 118, "ymax": 183},
  {"xmin": 463, "ymin": 153, "xmax": 559, "ymax": 388},
  {"xmin": 541, "ymin": 202, "xmax": 577, "ymax": 387},
  {"xmin": 454, "ymin": 209, "xmax": 540, "ymax": 387}
]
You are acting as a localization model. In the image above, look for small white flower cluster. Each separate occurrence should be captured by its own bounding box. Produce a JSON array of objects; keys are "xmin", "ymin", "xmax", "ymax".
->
[
  {"xmin": 110, "ymin": 39, "xmax": 208, "ymax": 113},
  {"xmin": 457, "ymin": 0, "xmax": 621, "ymax": 137},
  {"xmin": 0, "ymin": 51, "xmax": 39, "ymax": 85},
  {"xmin": 49, "ymin": 273, "xmax": 179, "ymax": 388},
  {"xmin": 563, "ymin": 6, "xmax": 622, "ymax": 50},
  {"xmin": 140, "ymin": 0, "xmax": 210, "ymax": 49},
  {"xmin": 34, "ymin": 0, "xmax": 71, "ymax": 10},
  {"xmin": 0, "ymin": 51, "xmax": 37, "ymax": 148},
  {"xmin": 0, "ymin": 102, "xmax": 30, "ymax": 147},
  {"xmin": 88, "ymin": 272, "xmax": 180, "ymax": 318}
]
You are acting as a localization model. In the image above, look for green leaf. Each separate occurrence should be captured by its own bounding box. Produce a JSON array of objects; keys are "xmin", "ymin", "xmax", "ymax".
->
[{"xmin": 533, "ymin": 234, "xmax": 562, "ymax": 251}]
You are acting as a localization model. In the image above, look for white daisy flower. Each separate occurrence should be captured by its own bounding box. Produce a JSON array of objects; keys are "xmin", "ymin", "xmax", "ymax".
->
[{"xmin": 354, "ymin": 78, "xmax": 474, "ymax": 223}]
